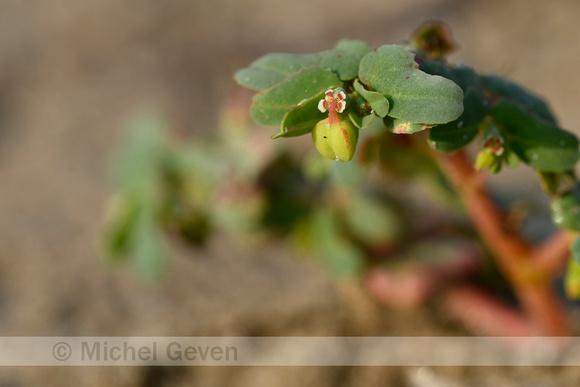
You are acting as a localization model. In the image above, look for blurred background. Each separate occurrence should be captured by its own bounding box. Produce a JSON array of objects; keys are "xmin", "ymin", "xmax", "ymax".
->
[{"xmin": 1, "ymin": 0, "xmax": 580, "ymax": 385}]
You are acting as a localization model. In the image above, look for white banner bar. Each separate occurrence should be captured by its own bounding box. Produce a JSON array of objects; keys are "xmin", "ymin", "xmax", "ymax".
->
[{"xmin": 0, "ymin": 337, "xmax": 578, "ymax": 366}]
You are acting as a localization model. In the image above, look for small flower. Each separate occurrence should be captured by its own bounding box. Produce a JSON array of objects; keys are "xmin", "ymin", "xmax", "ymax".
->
[
  {"xmin": 318, "ymin": 89, "xmax": 347, "ymax": 124},
  {"xmin": 474, "ymin": 126, "xmax": 514, "ymax": 174},
  {"xmin": 483, "ymin": 136, "xmax": 504, "ymax": 156}
]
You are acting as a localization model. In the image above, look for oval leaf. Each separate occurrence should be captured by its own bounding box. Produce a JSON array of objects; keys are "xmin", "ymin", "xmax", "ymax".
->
[
  {"xmin": 359, "ymin": 45, "xmax": 463, "ymax": 124},
  {"xmin": 482, "ymin": 74, "xmax": 557, "ymax": 124},
  {"xmin": 551, "ymin": 185, "xmax": 580, "ymax": 231},
  {"xmin": 234, "ymin": 67, "xmax": 287, "ymax": 92},
  {"xmin": 313, "ymin": 210, "xmax": 364, "ymax": 277},
  {"xmin": 565, "ymin": 256, "xmax": 580, "ymax": 299},
  {"xmin": 353, "ymin": 79, "xmax": 390, "ymax": 117},
  {"xmin": 420, "ymin": 60, "xmax": 483, "ymax": 93},
  {"xmin": 428, "ymin": 87, "xmax": 489, "ymax": 152},
  {"xmin": 384, "ymin": 116, "xmax": 432, "ymax": 134},
  {"xmin": 343, "ymin": 193, "xmax": 401, "ymax": 245},
  {"xmin": 334, "ymin": 39, "xmax": 373, "ymax": 57},
  {"xmin": 349, "ymin": 111, "xmax": 375, "ymax": 130},
  {"xmin": 250, "ymin": 67, "xmax": 341, "ymax": 126},
  {"xmin": 572, "ymin": 235, "xmax": 580, "ymax": 265},
  {"xmin": 235, "ymin": 49, "xmax": 362, "ymax": 92},
  {"xmin": 274, "ymin": 89, "xmax": 328, "ymax": 139},
  {"xmin": 491, "ymin": 100, "xmax": 579, "ymax": 172}
]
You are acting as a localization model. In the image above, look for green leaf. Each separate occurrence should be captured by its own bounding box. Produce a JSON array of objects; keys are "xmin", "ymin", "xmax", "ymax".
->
[
  {"xmin": 349, "ymin": 111, "xmax": 375, "ymax": 130},
  {"xmin": 481, "ymin": 74, "xmax": 557, "ymax": 124},
  {"xmin": 313, "ymin": 210, "xmax": 364, "ymax": 277},
  {"xmin": 377, "ymin": 131, "xmax": 442, "ymax": 177},
  {"xmin": 234, "ymin": 49, "xmax": 362, "ymax": 91},
  {"xmin": 274, "ymin": 89, "xmax": 328, "ymax": 139},
  {"xmin": 343, "ymin": 193, "xmax": 401, "ymax": 245},
  {"xmin": 536, "ymin": 170, "xmax": 576, "ymax": 196},
  {"xmin": 384, "ymin": 116, "xmax": 431, "ymax": 134},
  {"xmin": 419, "ymin": 61, "xmax": 489, "ymax": 152},
  {"xmin": 428, "ymin": 88, "xmax": 488, "ymax": 152},
  {"xmin": 358, "ymin": 45, "xmax": 464, "ymax": 124},
  {"xmin": 233, "ymin": 67, "xmax": 287, "ymax": 92},
  {"xmin": 565, "ymin": 256, "xmax": 580, "ymax": 299},
  {"xmin": 130, "ymin": 207, "xmax": 167, "ymax": 279},
  {"xmin": 113, "ymin": 114, "xmax": 167, "ymax": 199},
  {"xmin": 420, "ymin": 60, "xmax": 482, "ymax": 93},
  {"xmin": 250, "ymin": 67, "xmax": 341, "ymax": 126},
  {"xmin": 491, "ymin": 100, "xmax": 579, "ymax": 172},
  {"xmin": 505, "ymin": 151, "xmax": 520, "ymax": 169},
  {"xmin": 551, "ymin": 185, "xmax": 580, "ymax": 231},
  {"xmin": 353, "ymin": 79, "xmax": 390, "ymax": 117},
  {"xmin": 347, "ymin": 94, "xmax": 376, "ymax": 130},
  {"xmin": 572, "ymin": 235, "xmax": 580, "ymax": 265},
  {"xmin": 329, "ymin": 155, "xmax": 365, "ymax": 187},
  {"xmin": 334, "ymin": 39, "xmax": 373, "ymax": 57},
  {"xmin": 101, "ymin": 195, "xmax": 140, "ymax": 261}
]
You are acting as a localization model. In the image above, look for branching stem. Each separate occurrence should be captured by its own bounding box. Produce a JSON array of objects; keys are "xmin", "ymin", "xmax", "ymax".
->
[{"xmin": 436, "ymin": 149, "xmax": 572, "ymax": 336}]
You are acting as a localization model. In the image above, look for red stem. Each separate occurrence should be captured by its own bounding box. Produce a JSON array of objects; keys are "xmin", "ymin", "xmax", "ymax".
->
[{"xmin": 436, "ymin": 150, "xmax": 571, "ymax": 336}]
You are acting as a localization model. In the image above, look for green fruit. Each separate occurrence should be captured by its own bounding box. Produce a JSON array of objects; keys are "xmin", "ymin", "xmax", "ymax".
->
[{"xmin": 312, "ymin": 118, "xmax": 359, "ymax": 162}]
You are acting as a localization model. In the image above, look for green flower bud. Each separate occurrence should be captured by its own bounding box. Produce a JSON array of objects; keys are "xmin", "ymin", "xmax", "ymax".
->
[
  {"xmin": 474, "ymin": 148, "xmax": 502, "ymax": 173},
  {"xmin": 312, "ymin": 118, "xmax": 359, "ymax": 162},
  {"xmin": 474, "ymin": 126, "xmax": 512, "ymax": 174}
]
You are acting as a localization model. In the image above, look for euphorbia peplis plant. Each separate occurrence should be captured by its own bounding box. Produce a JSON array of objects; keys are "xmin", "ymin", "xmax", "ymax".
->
[{"xmin": 235, "ymin": 22, "xmax": 580, "ymax": 336}]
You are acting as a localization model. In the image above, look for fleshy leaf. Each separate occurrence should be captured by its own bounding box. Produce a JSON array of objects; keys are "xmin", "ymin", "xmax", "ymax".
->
[
  {"xmin": 536, "ymin": 170, "xmax": 576, "ymax": 196},
  {"xmin": 131, "ymin": 207, "xmax": 167, "ymax": 279},
  {"xmin": 250, "ymin": 67, "xmax": 341, "ymax": 126},
  {"xmin": 481, "ymin": 74, "xmax": 557, "ymax": 124},
  {"xmin": 491, "ymin": 100, "xmax": 579, "ymax": 172},
  {"xmin": 551, "ymin": 185, "xmax": 580, "ymax": 231},
  {"xmin": 347, "ymin": 94, "xmax": 375, "ymax": 130},
  {"xmin": 353, "ymin": 79, "xmax": 390, "ymax": 117},
  {"xmin": 274, "ymin": 89, "xmax": 328, "ymax": 139},
  {"xmin": 235, "ymin": 49, "xmax": 362, "ymax": 91},
  {"xmin": 420, "ymin": 60, "xmax": 482, "ymax": 93},
  {"xmin": 358, "ymin": 45, "xmax": 463, "ymax": 124},
  {"xmin": 419, "ymin": 61, "xmax": 489, "ymax": 152},
  {"xmin": 349, "ymin": 111, "xmax": 375, "ymax": 130},
  {"xmin": 384, "ymin": 116, "xmax": 432, "ymax": 134},
  {"xmin": 565, "ymin": 256, "xmax": 580, "ymax": 299},
  {"xmin": 233, "ymin": 67, "xmax": 287, "ymax": 92},
  {"xmin": 101, "ymin": 195, "xmax": 140, "ymax": 261},
  {"xmin": 343, "ymin": 193, "xmax": 401, "ymax": 245},
  {"xmin": 313, "ymin": 210, "xmax": 364, "ymax": 277},
  {"xmin": 113, "ymin": 114, "xmax": 167, "ymax": 199},
  {"xmin": 334, "ymin": 39, "xmax": 373, "ymax": 57},
  {"xmin": 428, "ymin": 88, "xmax": 488, "ymax": 152},
  {"xmin": 572, "ymin": 235, "xmax": 580, "ymax": 265}
]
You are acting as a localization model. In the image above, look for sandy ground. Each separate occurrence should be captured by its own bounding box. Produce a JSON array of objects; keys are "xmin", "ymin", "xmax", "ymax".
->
[{"xmin": 1, "ymin": 0, "xmax": 580, "ymax": 385}]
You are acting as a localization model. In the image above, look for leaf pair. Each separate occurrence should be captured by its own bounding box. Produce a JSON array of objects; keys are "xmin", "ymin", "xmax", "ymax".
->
[
  {"xmin": 236, "ymin": 43, "xmax": 465, "ymax": 140},
  {"xmin": 421, "ymin": 59, "xmax": 580, "ymax": 173}
]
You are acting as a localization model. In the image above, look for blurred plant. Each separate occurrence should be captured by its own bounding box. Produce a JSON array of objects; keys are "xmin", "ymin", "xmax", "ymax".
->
[
  {"xmin": 103, "ymin": 22, "xmax": 580, "ymax": 337},
  {"xmin": 232, "ymin": 21, "xmax": 580, "ymax": 336}
]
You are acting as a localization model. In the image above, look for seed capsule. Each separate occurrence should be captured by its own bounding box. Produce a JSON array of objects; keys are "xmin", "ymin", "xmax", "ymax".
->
[{"xmin": 312, "ymin": 118, "xmax": 359, "ymax": 162}]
